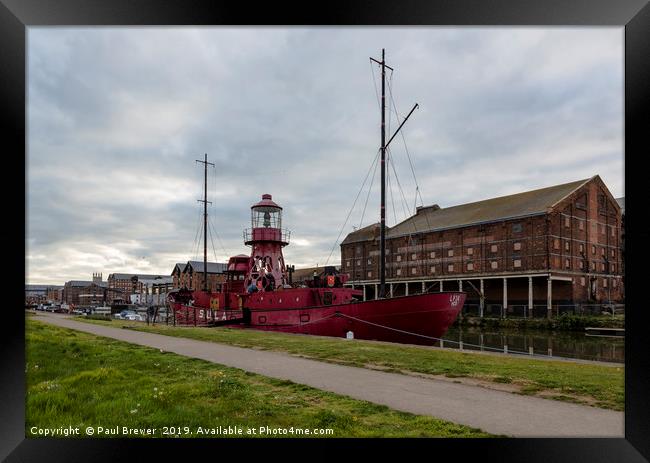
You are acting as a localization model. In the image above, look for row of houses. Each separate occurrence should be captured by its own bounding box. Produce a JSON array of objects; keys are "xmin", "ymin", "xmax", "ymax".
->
[{"xmin": 340, "ymin": 175, "xmax": 625, "ymax": 309}]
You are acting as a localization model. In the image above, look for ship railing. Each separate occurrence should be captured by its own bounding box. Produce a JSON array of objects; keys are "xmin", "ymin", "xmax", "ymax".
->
[{"xmin": 243, "ymin": 228, "xmax": 291, "ymax": 243}]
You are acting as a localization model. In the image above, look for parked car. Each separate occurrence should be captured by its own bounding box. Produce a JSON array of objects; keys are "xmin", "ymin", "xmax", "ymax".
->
[{"xmin": 115, "ymin": 310, "xmax": 141, "ymax": 320}]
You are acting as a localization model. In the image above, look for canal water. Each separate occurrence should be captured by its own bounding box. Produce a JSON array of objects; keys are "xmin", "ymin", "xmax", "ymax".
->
[{"xmin": 441, "ymin": 326, "xmax": 624, "ymax": 363}]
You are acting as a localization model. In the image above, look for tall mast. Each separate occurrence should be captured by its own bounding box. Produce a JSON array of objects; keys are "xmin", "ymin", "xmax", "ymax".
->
[
  {"xmin": 370, "ymin": 50, "xmax": 418, "ymax": 299},
  {"xmin": 380, "ymin": 49, "xmax": 387, "ymax": 299},
  {"xmin": 196, "ymin": 153, "xmax": 214, "ymax": 292}
]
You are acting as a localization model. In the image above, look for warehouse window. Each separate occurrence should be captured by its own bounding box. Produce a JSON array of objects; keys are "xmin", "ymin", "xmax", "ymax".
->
[
  {"xmin": 448, "ymin": 249, "xmax": 454, "ymax": 257},
  {"xmin": 430, "ymin": 251, "xmax": 436, "ymax": 258},
  {"xmin": 447, "ymin": 264, "xmax": 454, "ymax": 272},
  {"xmin": 613, "ymin": 279, "xmax": 618, "ymax": 288},
  {"xmin": 579, "ymin": 220, "xmax": 584, "ymax": 230},
  {"xmin": 512, "ymin": 223, "xmax": 523, "ymax": 233},
  {"xmin": 491, "ymin": 244, "xmax": 498, "ymax": 253},
  {"xmin": 367, "ymin": 271, "xmax": 372, "ymax": 278},
  {"xmin": 565, "ymin": 216, "xmax": 570, "ymax": 228},
  {"xmin": 411, "ymin": 267, "xmax": 417, "ymax": 275},
  {"xmin": 467, "ymin": 262, "xmax": 474, "ymax": 271},
  {"xmin": 396, "ymin": 269, "xmax": 402, "ymax": 276},
  {"xmin": 580, "ymin": 277, "xmax": 586, "ymax": 286},
  {"xmin": 513, "ymin": 259, "xmax": 521, "ymax": 268},
  {"xmin": 357, "ymin": 260, "xmax": 361, "ymax": 266},
  {"xmin": 553, "ymin": 239, "xmax": 560, "ymax": 250},
  {"xmin": 579, "ymin": 261, "xmax": 584, "ymax": 269},
  {"xmin": 603, "ymin": 279, "xmax": 608, "ymax": 288},
  {"xmin": 412, "ymin": 253, "xmax": 417, "ymax": 260},
  {"xmin": 579, "ymin": 244, "xmax": 584, "ymax": 253},
  {"xmin": 513, "ymin": 242, "xmax": 521, "ymax": 251},
  {"xmin": 467, "ymin": 247, "xmax": 473, "ymax": 255},
  {"xmin": 565, "ymin": 259, "xmax": 570, "ymax": 269},
  {"xmin": 367, "ymin": 259, "xmax": 372, "ymax": 265},
  {"xmin": 592, "ymin": 245, "xmax": 596, "ymax": 255},
  {"xmin": 396, "ymin": 255, "xmax": 402, "ymax": 262},
  {"xmin": 565, "ymin": 241, "xmax": 570, "ymax": 251},
  {"xmin": 611, "ymin": 226, "xmax": 615, "ymax": 237},
  {"xmin": 430, "ymin": 266, "xmax": 436, "ymax": 274},
  {"xmin": 491, "ymin": 261, "xmax": 498, "ymax": 269}
]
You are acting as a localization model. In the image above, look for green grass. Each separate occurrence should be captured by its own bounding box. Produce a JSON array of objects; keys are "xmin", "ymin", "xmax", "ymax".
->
[
  {"xmin": 26, "ymin": 319, "xmax": 491, "ymax": 438},
  {"xmin": 74, "ymin": 316, "xmax": 624, "ymax": 411}
]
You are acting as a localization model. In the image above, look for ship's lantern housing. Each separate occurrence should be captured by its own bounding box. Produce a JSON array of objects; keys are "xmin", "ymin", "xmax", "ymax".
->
[{"xmin": 251, "ymin": 194, "xmax": 282, "ymax": 229}]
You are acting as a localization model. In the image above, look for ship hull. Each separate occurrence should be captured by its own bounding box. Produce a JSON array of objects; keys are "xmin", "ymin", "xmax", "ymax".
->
[{"xmin": 170, "ymin": 290, "xmax": 465, "ymax": 345}]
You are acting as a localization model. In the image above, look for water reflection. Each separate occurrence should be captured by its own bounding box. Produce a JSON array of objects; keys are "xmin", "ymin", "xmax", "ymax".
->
[{"xmin": 441, "ymin": 326, "xmax": 624, "ymax": 363}]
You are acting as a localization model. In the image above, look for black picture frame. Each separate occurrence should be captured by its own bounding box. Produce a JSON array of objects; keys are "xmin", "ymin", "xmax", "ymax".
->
[{"xmin": 3, "ymin": 0, "xmax": 649, "ymax": 461}]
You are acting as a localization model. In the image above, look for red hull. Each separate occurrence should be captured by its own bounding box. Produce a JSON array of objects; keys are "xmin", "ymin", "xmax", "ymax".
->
[{"xmin": 170, "ymin": 289, "xmax": 465, "ymax": 345}]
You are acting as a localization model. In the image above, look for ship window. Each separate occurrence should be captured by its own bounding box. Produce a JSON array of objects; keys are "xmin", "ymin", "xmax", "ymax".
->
[
  {"xmin": 258, "ymin": 316, "xmax": 267, "ymax": 324},
  {"xmin": 300, "ymin": 314, "xmax": 310, "ymax": 323}
]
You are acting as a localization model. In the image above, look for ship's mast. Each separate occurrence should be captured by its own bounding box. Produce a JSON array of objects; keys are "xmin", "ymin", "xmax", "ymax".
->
[
  {"xmin": 370, "ymin": 50, "xmax": 418, "ymax": 298},
  {"xmin": 196, "ymin": 153, "xmax": 214, "ymax": 292}
]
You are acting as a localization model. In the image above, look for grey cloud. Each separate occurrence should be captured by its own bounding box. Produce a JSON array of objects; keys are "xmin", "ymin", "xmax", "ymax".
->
[{"xmin": 27, "ymin": 27, "xmax": 623, "ymax": 284}]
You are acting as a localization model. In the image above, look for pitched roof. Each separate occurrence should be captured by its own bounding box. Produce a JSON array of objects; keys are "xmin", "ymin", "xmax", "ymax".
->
[
  {"xmin": 109, "ymin": 273, "xmax": 170, "ymax": 281},
  {"xmin": 66, "ymin": 280, "xmax": 94, "ymax": 287},
  {"xmin": 615, "ymin": 197, "xmax": 624, "ymax": 215},
  {"xmin": 386, "ymin": 177, "xmax": 592, "ymax": 238},
  {"xmin": 186, "ymin": 261, "xmax": 228, "ymax": 274},
  {"xmin": 341, "ymin": 177, "xmax": 595, "ymax": 244},
  {"xmin": 340, "ymin": 223, "xmax": 381, "ymax": 245}
]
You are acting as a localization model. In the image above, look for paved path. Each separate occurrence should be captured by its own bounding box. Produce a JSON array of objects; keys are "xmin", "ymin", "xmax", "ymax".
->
[{"xmin": 33, "ymin": 313, "xmax": 623, "ymax": 438}]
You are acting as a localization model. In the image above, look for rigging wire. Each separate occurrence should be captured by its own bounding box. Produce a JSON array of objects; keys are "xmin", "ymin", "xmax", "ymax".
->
[
  {"xmin": 386, "ymin": 76, "xmax": 433, "ymax": 235},
  {"xmin": 358, "ymin": 147, "xmax": 381, "ymax": 229},
  {"xmin": 209, "ymin": 215, "xmax": 230, "ymax": 261},
  {"xmin": 325, "ymin": 149, "xmax": 381, "ymax": 266}
]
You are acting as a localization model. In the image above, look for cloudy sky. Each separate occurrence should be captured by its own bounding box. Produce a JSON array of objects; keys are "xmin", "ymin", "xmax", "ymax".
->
[{"xmin": 26, "ymin": 27, "xmax": 623, "ymax": 285}]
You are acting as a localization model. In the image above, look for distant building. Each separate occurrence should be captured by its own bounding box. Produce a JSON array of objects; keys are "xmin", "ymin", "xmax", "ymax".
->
[
  {"xmin": 290, "ymin": 266, "xmax": 341, "ymax": 286},
  {"xmin": 107, "ymin": 272, "xmax": 170, "ymax": 303},
  {"xmin": 62, "ymin": 274, "xmax": 121, "ymax": 307},
  {"xmin": 172, "ymin": 261, "xmax": 228, "ymax": 292},
  {"xmin": 25, "ymin": 284, "xmax": 64, "ymax": 305},
  {"xmin": 341, "ymin": 175, "xmax": 623, "ymax": 311}
]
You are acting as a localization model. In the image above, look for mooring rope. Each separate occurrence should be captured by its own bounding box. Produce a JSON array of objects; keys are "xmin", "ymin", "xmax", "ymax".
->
[{"xmin": 334, "ymin": 312, "xmax": 584, "ymax": 361}]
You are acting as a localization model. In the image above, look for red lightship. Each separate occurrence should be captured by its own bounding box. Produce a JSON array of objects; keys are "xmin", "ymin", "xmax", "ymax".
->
[{"xmin": 168, "ymin": 49, "xmax": 465, "ymax": 344}]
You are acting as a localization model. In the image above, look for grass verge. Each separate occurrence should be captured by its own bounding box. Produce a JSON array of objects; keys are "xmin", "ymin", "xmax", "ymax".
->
[
  {"xmin": 26, "ymin": 319, "xmax": 491, "ymax": 438},
  {"xmin": 72, "ymin": 316, "xmax": 624, "ymax": 411}
]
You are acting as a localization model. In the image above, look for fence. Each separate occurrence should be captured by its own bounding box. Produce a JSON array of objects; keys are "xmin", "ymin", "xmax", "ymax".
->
[{"xmin": 462, "ymin": 302, "xmax": 624, "ymax": 319}]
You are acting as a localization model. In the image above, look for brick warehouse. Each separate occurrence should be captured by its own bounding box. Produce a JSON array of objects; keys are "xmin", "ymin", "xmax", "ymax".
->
[{"xmin": 340, "ymin": 175, "xmax": 623, "ymax": 317}]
